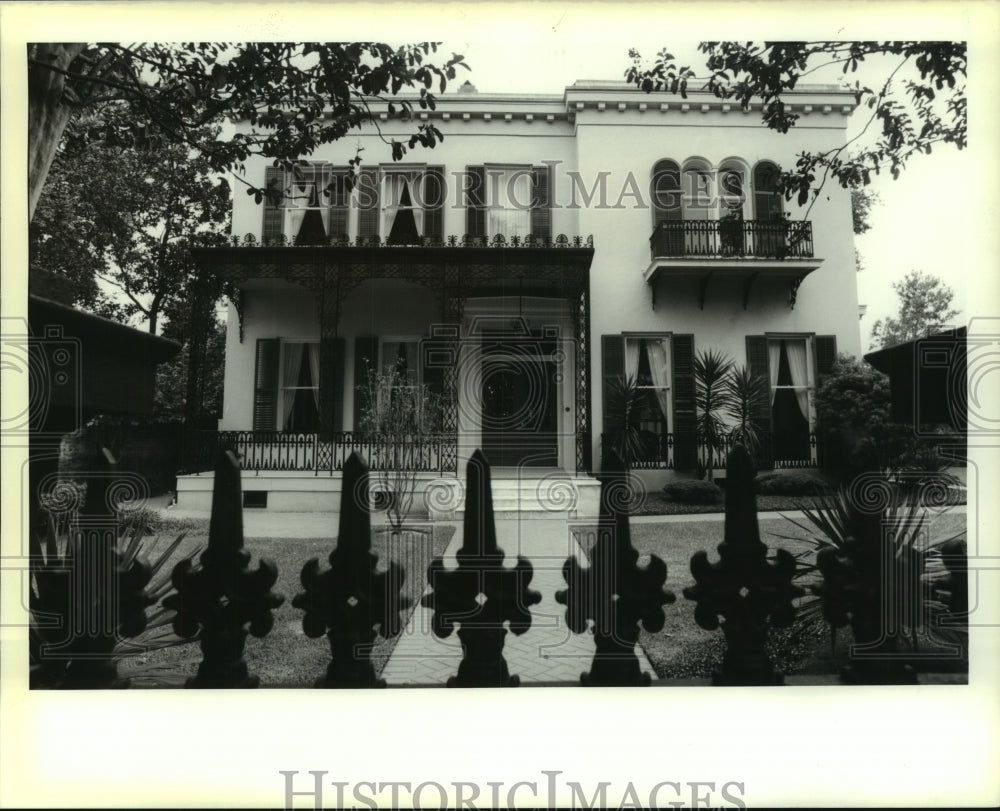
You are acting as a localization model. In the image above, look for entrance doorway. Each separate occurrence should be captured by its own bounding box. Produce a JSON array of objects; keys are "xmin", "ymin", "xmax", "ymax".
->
[{"xmin": 479, "ymin": 332, "xmax": 559, "ymax": 467}]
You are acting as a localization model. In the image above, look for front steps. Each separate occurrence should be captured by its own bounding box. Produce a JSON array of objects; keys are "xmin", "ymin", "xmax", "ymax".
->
[{"xmin": 175, "ymin": 468, "xmax": 601, "ymax": 520}]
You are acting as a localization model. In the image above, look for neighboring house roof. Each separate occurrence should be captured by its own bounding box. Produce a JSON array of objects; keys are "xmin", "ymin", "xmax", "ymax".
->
[
  {"xmin": 27, "ymin": 294, "xmax": 181, "ymax": 425},
  {"xmin": 864, "ymin": 327, "xmax": 967, "ymax": 431}
]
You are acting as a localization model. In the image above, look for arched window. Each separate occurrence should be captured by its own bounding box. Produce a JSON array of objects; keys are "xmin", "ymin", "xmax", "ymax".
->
[
  {"xmin": 651, "ymin": 159, "xmax": 683, "ymax": 255},
  {"xmin": 753, "ymin": 161, "xmax": 783, "ymax": 222},
  {"xmin": 753, "ymin": 161, "xmax": 785, "ymax": 256},
  {"xmin": 681, "ymin": 158, "xmax": 713, "ymax": 253}
]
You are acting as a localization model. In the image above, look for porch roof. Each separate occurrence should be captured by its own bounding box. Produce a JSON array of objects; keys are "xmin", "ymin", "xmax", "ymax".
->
[{"xmin": 191, "ymin": 236, "xmax": 595, "ymax": 292}]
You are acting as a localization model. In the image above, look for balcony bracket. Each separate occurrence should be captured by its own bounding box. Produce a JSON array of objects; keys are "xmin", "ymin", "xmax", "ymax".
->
[
  {"xmin": 742, "ymin": 272, "xmax": 759, "ymax": 311},
  {"xmin": 650, "ymin": 278, "xmax": 657, "ymax": 311},
  {"xmin": 698, "ymin": 272, "xmax": 714, "ymax": 311},
  {"xmin": 789, "ymin": 274, "xmax": 806, "ymax": 309},
  {"xmin": 230, "ymin": 289, "xmax": 246, "ymax": 343}
]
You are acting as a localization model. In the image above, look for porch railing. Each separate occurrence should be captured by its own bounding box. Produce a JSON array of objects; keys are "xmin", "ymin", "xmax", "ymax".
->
[
  {"xmin": 602, "ymin": 432, "xmax": 822, "ymax": 471},
  {"xmin": 649, "ymin": 219, "xmax": 814, "ymax": 260},
  {"xmin": 182, "ymin": 431, "xmax": 457, "ymax": 475}
]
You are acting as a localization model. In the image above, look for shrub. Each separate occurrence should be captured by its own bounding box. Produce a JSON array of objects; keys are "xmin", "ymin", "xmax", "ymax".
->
[
  {"xmin": 662, "ymin": 479, "xmax": 723, "ymax": 505},
  {"xmin": 755, "ymin": 471, "xmax": 830, "ymax": 496}
]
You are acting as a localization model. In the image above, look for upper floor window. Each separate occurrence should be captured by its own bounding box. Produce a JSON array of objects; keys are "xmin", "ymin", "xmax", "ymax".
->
[
  {"xmin": 465, "ymin": 164, "xmax": 552, "ymax": 243},
  {"xmin": 262, "ymin": 163, "xmax": 442, "ymax": 245}
]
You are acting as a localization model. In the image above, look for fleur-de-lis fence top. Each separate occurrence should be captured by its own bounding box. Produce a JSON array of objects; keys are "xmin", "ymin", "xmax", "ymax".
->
[
  {"xmin": 421, "ymin": 450, "xmax": 541, "ymax": 685},
  {"xmin": 558, "ymin": 453, "xmax": 674, "ymax": 637},
  {"xmin": 684, "ymin": 444, "xmax": 802, "ymax": 685},
  {"xmin": 164, "ymin": 451, "xmax": 284, "ymax": 687},
  {"xmin": 293, "ymin": 452, "xmax": 410, "ymax": 687},
  {"xmin": 556, "ymin": 452, "xmax": 674, "ymax": 685}
]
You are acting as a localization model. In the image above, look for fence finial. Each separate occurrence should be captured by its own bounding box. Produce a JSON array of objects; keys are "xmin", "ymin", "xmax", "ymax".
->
[
  {"xmin": 556, "ymin": 451, "xmax": 675, "ymax": 685},
  {"xmin": 684, "ymin": 444, "xmax": 802, "ymax": 685},
  {"xmin": 422, "ymin": 450, "xmax": 541, "ymax": 686},
  {"xmin": 293, "ymin": 451, "xmax": 410, "ymax": 687},
  {"xmin": 166, "ymin": 450, "xmax": 284, "ymax": 688}
]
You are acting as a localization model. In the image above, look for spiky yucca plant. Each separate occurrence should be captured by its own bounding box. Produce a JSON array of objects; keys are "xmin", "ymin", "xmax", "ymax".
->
[
  {"xmin": 30, "ymin": 513, "xmax": 201, "ymax": 688},
  {"xmin": 603, "ymin": 374, "xmax": 646, "ymax": 469},
  {"xmin": 724, "ymin": 364, "xmax": 769, "ymax": 456},
  {"xmin": 693, "ymin": 349, "xmax": 734, "ymax": 479},
  {"xmin": 771, "ymin": 482, "xmax": 966, "ymax": 679}
]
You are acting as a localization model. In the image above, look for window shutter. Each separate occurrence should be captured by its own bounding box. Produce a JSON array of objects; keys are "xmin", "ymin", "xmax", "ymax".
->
[
  {"xmin": 357, "ymin": 168, "xmax": 380, "ymax": 243},
  {"xmin": 652, "ymin": 160, "xmax": 682, "ymax": 227},
  {"xmin": 671, "ymin": 334, "xmax": 697, "ymax": 470},
  {"xmin": 327, "ymin": 170, "xmax": 349, "ymax": 242},
  {"xmin": 318, "ymin": 336, "xmax": 346, "ymax": 435},
  {"xmin": 465, "ymin": 165, "xmax": 485, "ymax": 239},
  {"xmin": 745, "ymin": 335, "xmax": 773, "ymax": 469},
  {"xmin": 262, "ymin": 167, "xmax": 284, "ymax": 245},
  {"xmin": 423, "ymin": 166, "xmax": 445, "ymax": 243},
  {"xmin": 353, "ymin": 335, "xmax": 379, "ymax": 430},
  {"xmin": 531, "ymin": 164, "xmax": 552, "ymax": 243},
  {"xmin": 600, "ymin": 334, "xmax": 624, "ymax": 434},
  {"xmin": 253, "ymin": 338, "xmax": 280, "ymax": 430},
  {"xmin": 814, "ymin": 335, "xmax": 837, "ymax": 382}
]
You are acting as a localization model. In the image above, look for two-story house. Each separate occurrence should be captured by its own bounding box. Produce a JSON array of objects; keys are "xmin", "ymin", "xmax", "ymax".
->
[{"xmin": 177, "ymin": 80, "xmax": 861, "ymax": 515}]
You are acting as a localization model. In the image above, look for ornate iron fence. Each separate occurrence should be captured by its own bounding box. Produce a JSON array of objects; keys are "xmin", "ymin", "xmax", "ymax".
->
[
  {"xmin": 182, "ymin": 431, "xmax": 456, "ymax": 475},
  {"xmin": 649, "ymin": 219, "xmax": 814, "ymax": 260}
]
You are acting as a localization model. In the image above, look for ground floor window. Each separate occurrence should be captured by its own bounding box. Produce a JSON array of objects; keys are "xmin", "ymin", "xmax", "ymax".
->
[
  {"xmin": 624, "ymin": 335, "xmax": 673, "ymax": 465},
  {"xmin": 767, "ymin": 337, "xmax": 812, "ymax": 462},
  {"xmin": 281, "ymin": 341, "xmax": 319, "ymax": 431}
]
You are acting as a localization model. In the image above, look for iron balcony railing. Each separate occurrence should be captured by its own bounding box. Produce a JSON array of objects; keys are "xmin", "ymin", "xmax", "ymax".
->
[
  {"xmin": 649, "ymin": 219, "xmax": 814, "ymax": 261},
  {"xmin": 182, "ymin": 431, "xmax": 457, "ymax": 476}
]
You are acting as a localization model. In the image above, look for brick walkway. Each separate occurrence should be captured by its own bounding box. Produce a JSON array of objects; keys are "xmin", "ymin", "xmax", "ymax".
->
[{"xmin": 381, "ymin": 517, "xmax": 655, "ymax": 686}]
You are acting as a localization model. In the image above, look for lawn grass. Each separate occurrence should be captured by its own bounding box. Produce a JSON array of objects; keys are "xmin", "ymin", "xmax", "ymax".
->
[
  {"xmin": 579, "ymin": 509, "xmax": 968, "ymax": 680},
  {"xmin": 123, "ymin": 524, "xmax": 454, "ymax": 687}
]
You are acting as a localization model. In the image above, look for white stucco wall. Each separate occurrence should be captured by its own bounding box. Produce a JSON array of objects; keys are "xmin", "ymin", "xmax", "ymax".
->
[{"xmin": 219, "ymin": 82, "xmax": 862, "ymax": 473}]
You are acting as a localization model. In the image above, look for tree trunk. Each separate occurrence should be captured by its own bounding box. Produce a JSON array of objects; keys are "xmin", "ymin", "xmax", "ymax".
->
[{"xmin": 28, "ymin": 44, "xmax": 86, "ymax": 221}]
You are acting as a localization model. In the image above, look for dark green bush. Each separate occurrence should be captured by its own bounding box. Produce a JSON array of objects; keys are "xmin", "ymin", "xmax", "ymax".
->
[
  {"xmin": 754, "ymin": 471, "xmax": 829, "ymax": 496},
  {"xmin": 662, "ymin": 479, "xmax": 723, "ymax": 504}
]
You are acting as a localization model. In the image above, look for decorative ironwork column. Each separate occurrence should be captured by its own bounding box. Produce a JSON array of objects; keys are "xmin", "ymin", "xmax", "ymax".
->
[
  {"xmin": 165, "ymin": 451, "xmax": 284, "ymax": 688},
  {"xmin": 684, "ymin": 444, "xmax": 802, "ymax": 685},
  {"xmin": 422, "ymin": 450, "xmax": 541, "ymax": 686},
  {"xmin": 293, "ymin": 452, "xmax": 409, "ymax": 687},
  {"xmin": 556, "ymin": 452, "xmax": 674, "ymax": 685},
  {"xmin": 316, "ymin": 262, "xmax": 340, "ymax": 441}
]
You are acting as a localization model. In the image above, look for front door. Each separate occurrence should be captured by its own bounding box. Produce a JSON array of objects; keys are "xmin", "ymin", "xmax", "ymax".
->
[{"xmin": 480, "ymin": 332, "xmax": 558, "ymax": 467}]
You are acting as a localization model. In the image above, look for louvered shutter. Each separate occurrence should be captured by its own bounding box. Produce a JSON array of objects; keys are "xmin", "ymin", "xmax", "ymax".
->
[
  {"xmin": 318, "ymin": 336, "xmax": 345, "ymax": 437},
  {"xmin": 357, "ymin": 168, "xmax": 380, "ymax": 244},
  {"xmin": 531, "ymin": 164, "xmax": 552, "ymax": 243},
  {"xmin": 814, "ymin": 335, "xmax": 837, "ymax": 382},
  {"xmin": 671, "ymin": 334, "xmax": 697, "ymax": 470},
  {"xmin": 262, "ymin": 167, "xmax": 284, "ymax": 245},
  {"xmin": 327, "ymin": 170, "xmax": 349, "ymax": 242},
  {"xmin": 600, "ymin": 335, "xmax": 624, "ymax": 465},
  {"xmin": 745, "ymin": 335, "xmax": 774, "ymax": 469},
  {"xmin": 353, "ymin": 336, "xmax": 379, "ymax": 430},
  {"xmin": 423, "ymin": 166, "xmax": 445, "ymax": 243},
  {"xmin": 253, "ymin": 338, "xmax": 280, "ymax": 430},
  {"xmin": 465, "ymin": 165, "xmax": 485, "ymax": 240}
]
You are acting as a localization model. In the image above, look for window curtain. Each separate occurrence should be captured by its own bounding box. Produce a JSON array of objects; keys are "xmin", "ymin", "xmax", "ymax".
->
[
  {"xmin": 286, "ymin": 169, "xmax": 315, "ymax": 239},
  {"xmin": 624, "ymin": 338, "xmax": 641, "ymax": 382},
  {"xmin": 768, "ymin": 341, "xmax": 781, "ymax": 405},
  {"xmin": 385, "ymin": 174, "xmax": 424, "ymax": 237},
  {"xmin": 784, "ymin": 339, "xmax": 810, "ymax": 421},
  {"xmin": 486, "ymin": 168, "xmax": 531, "ymax": 237},
  {"xmin": 308, "ymin": 343, "xmax": 320, "ymax": 410},
  {"xmin": 645, "ymin": 337, "xmax": 672, "ymax": 425},
  {"xmin": 282, "ymin": 342, "xmax": 304, "ymax": 430}
]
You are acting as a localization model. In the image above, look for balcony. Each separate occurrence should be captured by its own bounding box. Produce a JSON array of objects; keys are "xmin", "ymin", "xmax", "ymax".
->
[{"xmin": 643, "ymin": 219, "xmax": 823, "ymax": 310}]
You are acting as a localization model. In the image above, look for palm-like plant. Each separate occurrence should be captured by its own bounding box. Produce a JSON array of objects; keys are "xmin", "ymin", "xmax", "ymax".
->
[
  {"xmin": 724, "ymin": 364, "xmax": 769, "ymax": 455},
  {"xmin": 693, "ymin": 349, "xmax": 734, "ymax": 479},
  {"xmin": 603, "ymin": 374, "xmax": 646, "ymax": 469},
  {"xmin": 30, "ymin": 512, "xmax": 200, "ymax": 688},
  {"xmin": 770, "ymin": 482, "xmax": 966, "ymax": 681}
]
